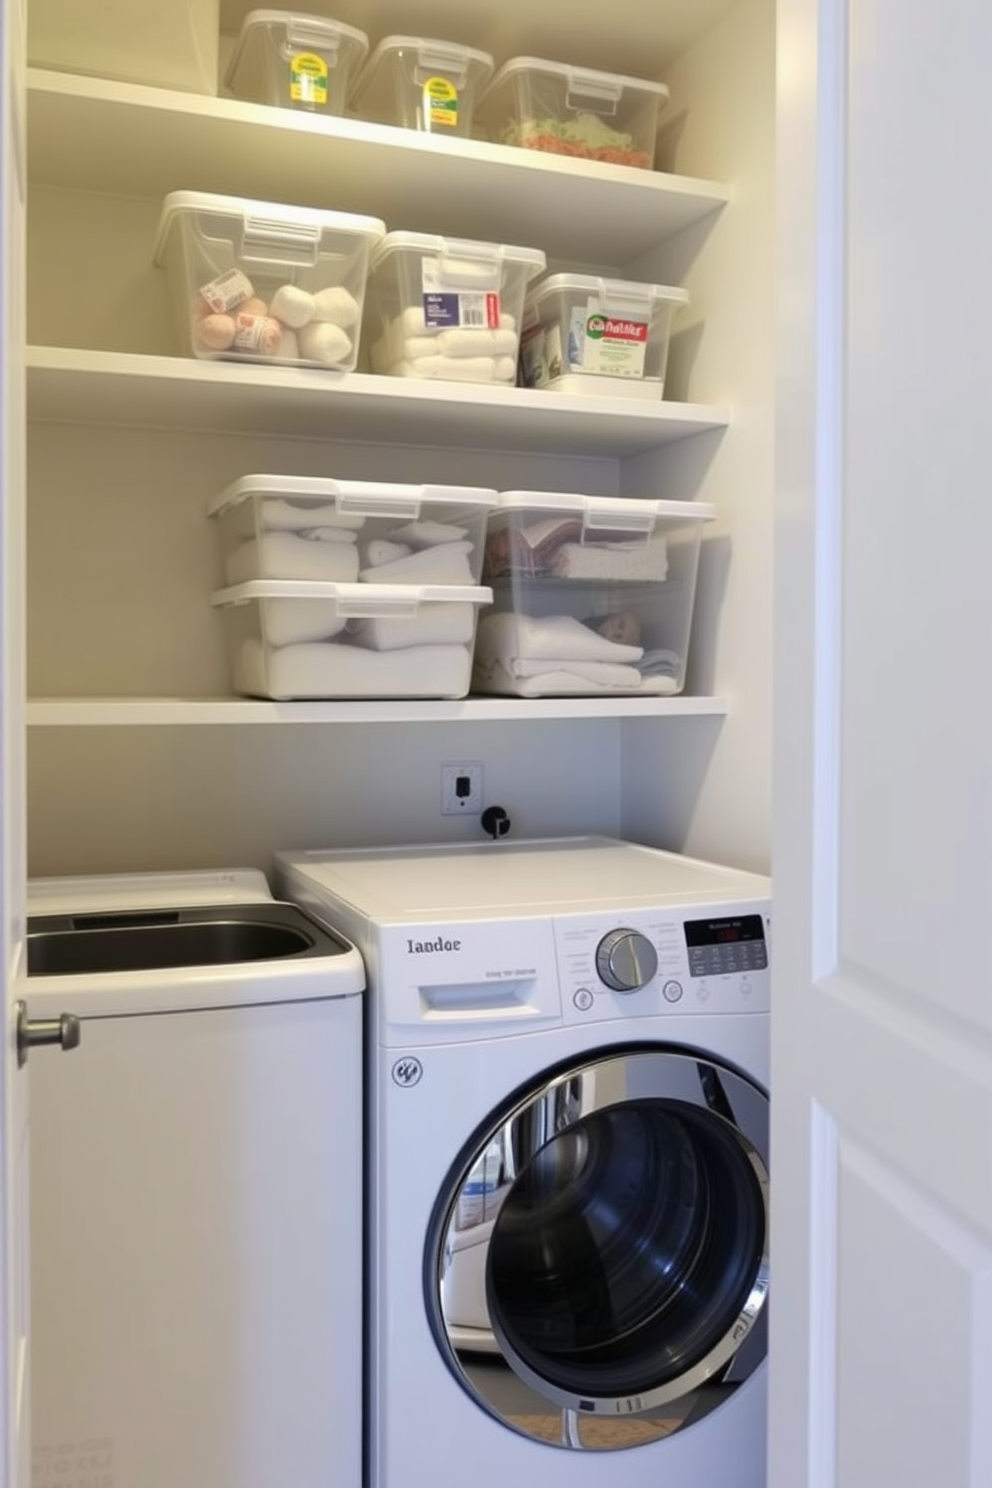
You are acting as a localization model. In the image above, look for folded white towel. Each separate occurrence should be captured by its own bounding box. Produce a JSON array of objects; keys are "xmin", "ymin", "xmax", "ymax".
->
[
  {"xmin": 259, "ymin": 598, "xmax": 349, "ymax": 648},
  {"xmin": 388, "ymin": 519, "xmax": 467, "ymax": 547},
  {"xmin": 234, "ymin": 637, "xmax": 472, "ymax": 699},
  {"xmin": 639, "ymin": 647, "xmax": 682, "ymax": 676},
  {"xmin": 506, "ymin": 658, "xmax": 644, "ymax": 687},
  {"xmin": 351, "ymin": 603, "xmax": 477, "ymax": 652},
  {"xmin": 360, "ymin": 541, "xmax": 475, "ymax": 585},
  {"xmin": 390, "ymin": 355, "xmax": 498, "ymax": 382},
  {"xmin": 259, "ymin": 498, "xmax": 365, "ymax": 533},
  {"xmin": 226, "ymin": 533, "xmax": 361, "ymax": 585},
  {"xmin": 474, "ymin": 612, "xmax": 643, "ymax": 667},
  {"xmin": 435, "ymin": 328, "xmax": 519, "ymax": 358},
  {"xmin": 362, "ymin": 539, "xmax": 412, "ymax": 568},
  {"xmin": 551, "ymin": 535, "xmax": 669, "ymax": 581},
  {"xmin": 473, "ymin": 657, "xmax": 679, "ymax": 697}
]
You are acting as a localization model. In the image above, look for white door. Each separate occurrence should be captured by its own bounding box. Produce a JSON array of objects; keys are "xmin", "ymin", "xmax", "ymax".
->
[
  {"xmin": 0, "ymin": 0, "xmax": 29, "ymax": 1482},
  {"xmin": 772, "ymin": 1, "xmax": 992, "ymax": 1485}
]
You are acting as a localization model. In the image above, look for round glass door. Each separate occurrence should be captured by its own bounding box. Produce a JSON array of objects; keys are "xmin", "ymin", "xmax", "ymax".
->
[{"xmin": 426, "ymin": 1047, "xmax": 769, "ymax": 1452}]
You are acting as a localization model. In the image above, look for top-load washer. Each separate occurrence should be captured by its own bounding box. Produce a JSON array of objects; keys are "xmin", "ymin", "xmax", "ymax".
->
[
  {"xmin": 274, "ymin": 835, "xmax": 771, "ymax": 1488},
  {"xmin": 23, "ymin": 868, "xmax": 365, "ymax": 1488}
]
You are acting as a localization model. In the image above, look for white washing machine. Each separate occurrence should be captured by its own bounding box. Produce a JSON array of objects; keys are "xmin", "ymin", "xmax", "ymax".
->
[
  {"xmin": 275, "ymin": 835, "xmax": 771, "ymax": 1488},
  {"xmin": 23, "ymin": 868, "xmax": 365, "ymax": 1488}
]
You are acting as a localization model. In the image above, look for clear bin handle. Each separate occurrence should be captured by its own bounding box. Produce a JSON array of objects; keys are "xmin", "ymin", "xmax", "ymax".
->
[
  {"xmin": 240, "ymin": 216, "xmax": 322, "ymax": 267},
  {"xmin": 336, "ymin": 593, "xmax": 422, "ymax": 618},
  {"xmin": 336, "ymin": 493, "xmax": 421, "ymax": 518},
  {"xmin": 583, "ymin": 508, "xmax": 657, "ymax": 539},
  {"xmin": 565, "ymin": 68, "xmax": 622, "ymax": 115},
  {"xmin": 285, "ymin": 21, "xmax": 348, "ymax": 53},
  {"xmin": 413, "ymin": 46, "xmax": 470, "ymax": 86}
]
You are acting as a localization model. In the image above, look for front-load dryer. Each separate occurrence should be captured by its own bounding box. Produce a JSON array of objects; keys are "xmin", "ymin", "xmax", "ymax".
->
[{"xmin": 275, "ymin": 835, "xmax": 771, "ymax": 1488}]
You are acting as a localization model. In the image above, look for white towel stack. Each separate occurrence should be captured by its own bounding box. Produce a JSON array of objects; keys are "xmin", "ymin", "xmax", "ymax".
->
[
  {"xmin": 472, "ymin": 612, "xmax": 680, "ymax": 697},
  {"xmin": 371, "ymin": 308, "xmax": 519, "ymax": 384}
]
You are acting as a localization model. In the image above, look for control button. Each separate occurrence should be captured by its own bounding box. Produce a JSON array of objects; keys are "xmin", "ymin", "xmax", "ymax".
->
[
  {"xmin": 662, "ymin": 980, "xmax": 684, "ymax": 1003},
  {"xmin": 696, "ymin": 980, "xmax": 711, "ymax": 1003},
  {"xmin": 573, "ymin": 988, "xmax": 594, "ymax": 1012},
  {"xmin": 740, "ymin": 977, "xmax": 752, "ymax": 997},
  {"xmin": 596, "ymin": 929, "xmax": 659, "ymax": 993}
]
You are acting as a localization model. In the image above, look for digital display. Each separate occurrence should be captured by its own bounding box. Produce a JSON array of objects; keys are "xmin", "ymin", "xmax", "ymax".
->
[
  {"xmin": 684, "ymin": 914, "xmax": 767, "ymax": 976},
  {"xmin": 684, "ymin": 915, "xmax": 766, "ymax": 948}
]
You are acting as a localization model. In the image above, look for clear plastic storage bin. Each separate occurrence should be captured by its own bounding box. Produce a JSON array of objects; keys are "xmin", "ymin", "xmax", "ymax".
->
[
  {"xmin": 212, "ymin": 580, "xmax": 492, "ymax": 699},
  {"xmin": 474, "ymin": 492, "xmax": 714, "ymax": 698},
  {"xmin": 208, "ymin": 475, "xmax": 498, "ymax": 586},
  {"xmin": 28, "ymin": 0, "xmax": 219, "ymax": 93},
  {"xmin": 348, "ymin": 35, "xmax": 493, "ymax": 136},
  {"xmin": 154, "ymin": 191, "xmax": 385, "ymax": 370},
  {"xmin": 519, "ymin": 273, "xmax": 689, "ymax": 399},
  {"xmin": 225, "ymin": 10, "xmax": 369, "ymax": 114},
  {"xmin": 474, "ymin": 57, "xmax": 668, "ymax": 170},
  {"xmin": 364, "ymin": 232, "xmax": 546, "ymax": 385}
]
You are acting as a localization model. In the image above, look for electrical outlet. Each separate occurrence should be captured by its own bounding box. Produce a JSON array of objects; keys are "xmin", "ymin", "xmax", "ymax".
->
[{"xmin": 441, "ymin": 761, "xmax": 483, "ymax": 815}]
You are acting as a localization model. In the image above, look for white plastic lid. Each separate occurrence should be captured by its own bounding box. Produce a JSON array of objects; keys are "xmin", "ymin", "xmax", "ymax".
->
[
  {"xmin": 27, "ymin": 869, "xmax": 274, "ymax": 916},
  {"xmin": 208, "ymin": 475, "xmax": 499, "ymax": 520},
  {"xmin": 225, "ymin": 9, "xmax": 370, "ymax": 93},
  {"xmin": 349, "ymin": 34, "xmax": 494, "ymax": 109},
  {"xmin": 212, "ymin": 581, "xmax": 494, "ymax": 610},
  {"xmin": 494, "ymin": 493, "xmax": 715, "ymax": 527},
  {"xmin": 370, "ymin": 230, "xmax": 546, "ymax": 278},
  {"xmin": 481, "ymin": 56, "xmax": 670, "ymax": 103},
  {"xmin": 153, "ymin": 190, "xmax": 386, "ymax": 263},
  {"xmin": 527, "ymin": 272, "xmax": 689, "ymax": 312}
]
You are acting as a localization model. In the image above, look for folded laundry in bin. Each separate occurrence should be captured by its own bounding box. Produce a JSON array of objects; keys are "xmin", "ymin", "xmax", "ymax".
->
[{"xmin": 225, "ymin": 532, "xmax": 361, "ymax": 585}]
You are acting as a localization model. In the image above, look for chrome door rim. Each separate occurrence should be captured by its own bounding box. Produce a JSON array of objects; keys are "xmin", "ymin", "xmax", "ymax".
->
[{"xmin": 426, "ymin": 1044, "xmax": 770, "ymax": 1424}]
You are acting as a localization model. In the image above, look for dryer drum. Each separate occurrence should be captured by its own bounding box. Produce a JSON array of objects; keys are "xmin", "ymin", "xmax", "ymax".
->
[{"xmin": 430, "ymin": 1047, "xmax": 769, "ymax": 1437}]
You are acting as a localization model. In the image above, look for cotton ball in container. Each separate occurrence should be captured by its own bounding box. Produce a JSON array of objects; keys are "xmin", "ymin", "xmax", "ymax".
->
[
  {"xmin": 232, "ymin": 313, "xmax": 283, "ymax": 358},
  {"xmin": 312, "ymin": 286, "xmax": 360, "ymax": 328},
  {"xmin": 299, "ymin": 321, "xmax": 352, "ymax": 366},
  {"xmin": 194, "ymin": 313, "xmax": 236, "ymax": 352},
  {"xmin": 270, "ymin": 285, "xmax": 316, "ymax": 330}
]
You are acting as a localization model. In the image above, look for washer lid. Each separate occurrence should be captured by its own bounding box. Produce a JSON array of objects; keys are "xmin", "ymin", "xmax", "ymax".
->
[
  {"xmin": 275, "ymin": 835, "xmax": 771, "ymax": 922},
  {"xmin": 26, "ymin": 868, "xmax": 274, "ymax": 917}
]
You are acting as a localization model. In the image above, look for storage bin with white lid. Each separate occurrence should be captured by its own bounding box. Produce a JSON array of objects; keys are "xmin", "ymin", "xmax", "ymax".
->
[
  {"xmin": 208, "ymin": 474, "xmax": 498, "ymax": 586},
  {"xmin": 520, "ymin": 273, "xmax": 689, "ymax": 399},
  {"xmin": 364, "ymin": 232, "xmax": 546, "ymax": 385},
  {"xmin": 474, "ymin": 57, "xmax": 668, "ymax": 170},
  {"xmin": 28, "ymin": 0, "xmax": 219, "ymax": 94},
  {"xmin": 225, "ymin": 10, "xmax": 369, "ymax": 114},
  {"xmin": 153, "ymin": 191, "xmax": 386, "ymax": 370},
  {"xmin": 348, "ymin": 35, "xmax": 494, "ymax": 136},
  {"xmin": 212, "ymin": 580, "xmax": 492, "ymax": 699},
  {"xmin": 474, "ymin": 492, "xmax": 714, "ymax": 698}
]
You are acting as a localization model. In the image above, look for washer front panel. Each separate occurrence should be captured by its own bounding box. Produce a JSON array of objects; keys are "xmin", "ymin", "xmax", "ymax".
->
[{"xmin": 426, "ymin": 1046, "xmax": 769, "ymax": 1452}]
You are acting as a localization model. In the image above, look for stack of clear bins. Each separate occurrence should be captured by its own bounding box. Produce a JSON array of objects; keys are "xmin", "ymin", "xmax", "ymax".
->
[
  {"xmin": 473, "ymin": 491, "xmax": 714, "ymax": 698},
  {"xmin": 208, "ymin": 475, "xmax": 498, "ymax": 699}
]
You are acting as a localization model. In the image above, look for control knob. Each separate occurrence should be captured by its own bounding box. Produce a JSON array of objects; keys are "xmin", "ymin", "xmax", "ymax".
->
[{"xmin": 595, "ymin": 929, "xmax": 658, "ymax": 992}]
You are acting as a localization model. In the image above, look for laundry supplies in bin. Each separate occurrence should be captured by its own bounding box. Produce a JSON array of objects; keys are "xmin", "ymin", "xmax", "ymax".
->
[
  {"xmin": 474, "ymin": 492, "xmax": 714, "ymax": 697},
  {"xmin": 154, "ymin": 191, "xmax": 385, "ymax": 369},
  {"xmin": 520, "ymin": 274, "xmax": 689, "ymax": 399},
  {"xmin": 208, "ymin": 474, "xmax": 497, "ymax": 586},
  {"xmin": 225, "ymin": 10, "xmax": 369, "ymax": 114},
  {"xmin": 348, "ymin": 35, "xmax": 494, "ymax": 136},
  {"xmin": 212, "ymin": 580, "xmax": 492, "ymax": 699},
  {"xmin": 364, "ymin": 232, "xmax": 546, "ymax": 384},
  {"xmin": 475, "ymin": 57, "xmax": 669, "ymax": 169}
]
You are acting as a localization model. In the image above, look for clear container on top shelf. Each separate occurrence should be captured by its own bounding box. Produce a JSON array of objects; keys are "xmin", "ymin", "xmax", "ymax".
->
[
  {"xmin": 224, "ymin": 10, "xmax": 369, "ymax": 115},
  {"xmin": 519, "ymin": 273, "xmax": 689, "ymax": 400},
  {"xmin": 212, "ymin": 579, "xmax": 493, "ymax": 700},
  {"xmin": 364, "ymin": 231, "xmax": 546, "ymax": 386},
  {"xmin": 207, "ymin": 474, "xmax": 498, "ymax": 587},
  {"xmin": 28, "ymin": 0, "xmax": 220, "ymax": 93},
  {"xmin": 153, "ymin": 191, "xmax": 386, "ymax": 371},
  {"xmin": 474, "ymin": 57, "xmax": 669, "ymax": 170},
  {"xmin": 347, "ymin": 35, "xmax": 494, "ymax": 137},
  {"xmin": 474, "ymin": 492, "xmax": 714, "ymax": 699}
]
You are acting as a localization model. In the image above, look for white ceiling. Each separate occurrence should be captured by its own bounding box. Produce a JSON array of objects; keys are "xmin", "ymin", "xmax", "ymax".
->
[{"xmin": 219, "ymin": 0, "xmax": 741, "ymax": 79}]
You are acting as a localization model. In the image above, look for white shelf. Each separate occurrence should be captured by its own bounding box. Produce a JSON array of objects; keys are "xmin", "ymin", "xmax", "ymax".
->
[
  {"xmin": 27, "ymin": 697, "xmax": 729, "ymax": 726},
  {"xmin": 27, "ymin": 348, "xmax": 730, "ymax": 457},
  {"xmin": 26, "ymin": 69, "xmax": 728, "ymax": 265}
]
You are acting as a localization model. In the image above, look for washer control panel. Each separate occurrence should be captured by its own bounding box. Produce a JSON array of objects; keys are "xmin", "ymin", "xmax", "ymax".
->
[{"xmin": 554, "ymin": 902, "xmax": 770, "ymax": 1021}]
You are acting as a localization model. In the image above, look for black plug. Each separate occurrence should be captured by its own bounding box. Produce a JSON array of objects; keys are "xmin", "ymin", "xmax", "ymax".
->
[{"xmin": 481, "ymin": 805, "xmax": 511, "ymax": 840}]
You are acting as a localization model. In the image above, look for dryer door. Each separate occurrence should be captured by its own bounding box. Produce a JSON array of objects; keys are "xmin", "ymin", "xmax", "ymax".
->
[{"xmin": 426, "ymin": 1046, "xmax": 769, "ymax": 1452}]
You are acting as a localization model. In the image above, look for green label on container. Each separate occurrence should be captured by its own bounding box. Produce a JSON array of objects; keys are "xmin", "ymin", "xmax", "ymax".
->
[
  {"xmin": 290, "ymin": 52, "xmax": 328, "ymax": 106},
  {"xmin": 424, "ymin": 76, "xmax": 458, "ymax": 128}
]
